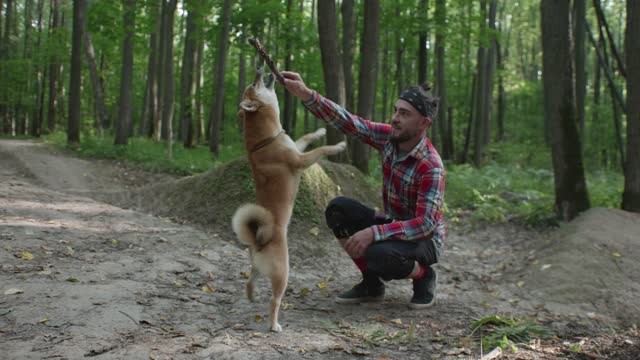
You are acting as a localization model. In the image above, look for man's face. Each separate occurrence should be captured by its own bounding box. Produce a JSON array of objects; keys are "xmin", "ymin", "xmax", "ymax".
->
[{"xmin": 390, "ymin": 99, "xmax": 430, "ymax": 144}]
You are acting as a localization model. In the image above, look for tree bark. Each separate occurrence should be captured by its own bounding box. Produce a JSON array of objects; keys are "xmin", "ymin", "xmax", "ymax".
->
[
  {"xmin": 417, "ymin": 0, "xmax": 429, "ymax": 85},
  {"xmin": 160, "ymin": 0, "xmax": 177, "ymax": 146},
  {"xmin": 195, "ymin": 35, "xmax": 204, "ymax": 143},
  {"xmin": 317, "ymin": 0, "xmax": 346, "ymax": 161},
  {"xmin": 179, "ymin": 0, "xmax": 199, "ymax": 148},
  {"xmin": 46, "ymin": 0, "xmax": 59, "ymax": 133},
  {"xmin": 30, "ymin": 0, "xmax": 45, "ymax": 137},
  {"xmin": 283, "ymin": 0, "xmax": 296, "ymax": 136},
  {"xmin": 473, "ymin": 1, "xmax": 487, "ymax": 166},
  {"xmin": 84, "ymin": 31, "xmax": 109, "ymax": 132},
  {"xmin": 352, "ymin": 0, "xmax": 379, "ymax": 173},
  {"xmin": 115, "ymin": 0, "xmax": 135, "ymax": 145},
  {"xmin": 622, "ymin": 0, "xmax": 640, "ymax": 212},
  {"xmin": 592, "ymin": 0, "xmax": 626, "ymax": 78},
  {"xmin": 67, "ymin": 0, "xmax": 86, "ymax": 145},
  {"xmin": 141, "ymin": 1, "xmax": 161, "ymax": 138},
  {"xmin": 342, "ymin": 0, "xmax": 356, "ymax": 112},
  {"xmin": 208, "ymin": 0, "xmax": 232, "ymax": 155},
  {"xmin": 541, "ymin": 0, "xmax": 590, "ymax": 221},
  {"xmin": 573, "ymin": 0, "xmax": 586, "ymax": 144},
  {"xmin": 435, "ymin": 0, "xmax": 450, "ymax": 160}
]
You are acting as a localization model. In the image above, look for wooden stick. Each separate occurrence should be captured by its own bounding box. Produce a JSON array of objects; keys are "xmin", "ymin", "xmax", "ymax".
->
[{"xmin": 248, "ymin": 38, "xmax": 285, "ymax": 85}]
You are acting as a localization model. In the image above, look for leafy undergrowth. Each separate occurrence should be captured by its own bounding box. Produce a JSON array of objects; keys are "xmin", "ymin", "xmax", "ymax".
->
[
  {"xmin": 43, "ymin": 131, "xmax": 243, "ymax": 175},
  {"xmin": 42, "ymin": 133, "xmax": 624, "ymax": 226}
]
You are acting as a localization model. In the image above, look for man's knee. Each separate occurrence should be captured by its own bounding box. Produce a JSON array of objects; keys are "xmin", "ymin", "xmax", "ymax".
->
[{"xmin": 325, "ymin": 196, "xmax": 375, "ymax": 239}]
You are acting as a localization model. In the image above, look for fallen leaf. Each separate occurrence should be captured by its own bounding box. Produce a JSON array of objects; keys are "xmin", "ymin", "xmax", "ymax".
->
[
  {"xmin": 309, "ymin": 227, "xmax": 320, "ymax": 237},
  {"xmin": 201, "ymin": 284, "xmax": 216, "ymax": 293},
  {"xmin": 198, "ymin": 251, "xmax": 207, "ymax": 258},
  {"xmin": 39, "ymin": 317, "xmax": 49, "ymax": 324},
  {"xmin": 65, "ymin": 246, "xmax": 74, "ymax": 256},
  {"xmin": 37, "ymin": 269, "xmax": 52, "ymax": 275},
  {"xmin": 240, "ymin": 271, "xmax": 250, "ymax": 279},
  {"xmin": 390, "ymin": 318, "xmax": 403, "ymax": 325},
  {"xmin": 612, "ymin": 252, "xmax": 622, "ymax": 258},
  {"xmin": 111, "ymin": 239, "xmax": 120, "ymax": 245},
  {"xmin": 481, "ymin": 302, "xmax": 493, "ymax": 308},
  {"xmin": 66, "ymin": 277, "xmax": 79, "ymax": 283},
  {"xmin": 299, "ymin": 287, "xmax": 310, "ymax": 297},
  {"xmin": 4, "ymin": 288, "xmax": 24, "ymax": 295},
  {"xmin": 19, "ymin": 251, "xmax": 34, "ymax": 261},
  {"xmin": 516, "ymin": 281, "xmax": 525, "ymax": 287},
  {"xmin": 541, "ymin": 264, "xmax": 552, "ymax": 271},
  {"xmin": 255, "ymin": 314, "xmax": 264, "ymax": 322},
  {"xmin": 173, "ymin": 280, "xmax": 185, "ymax": 287},
  {"xmin": 316, "ymin": 281, "xmax": 327, "ymax": 289}
]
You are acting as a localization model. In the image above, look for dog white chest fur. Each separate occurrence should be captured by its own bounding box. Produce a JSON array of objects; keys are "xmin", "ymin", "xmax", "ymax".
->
[{"xmin": 232, "ymin": 66, "xmax": 345, "ymax": 332}]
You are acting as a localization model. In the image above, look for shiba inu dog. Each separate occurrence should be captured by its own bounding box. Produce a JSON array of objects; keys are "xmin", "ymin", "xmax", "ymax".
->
[{"xmin": 232, "ymin": 65, "xmax": 346, "ymax": 332}]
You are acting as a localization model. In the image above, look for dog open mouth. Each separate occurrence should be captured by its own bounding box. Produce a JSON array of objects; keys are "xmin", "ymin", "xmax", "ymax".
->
[{"xmin": 263, "ymin": 72, "xmax": 275, "ymax": 89}]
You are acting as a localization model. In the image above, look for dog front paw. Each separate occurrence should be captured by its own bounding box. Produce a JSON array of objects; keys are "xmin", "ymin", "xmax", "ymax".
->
[
  {"xmin": 314, "ymin": 128, "xmax": 327, "ymax": 138},
  {"xmin": 270, "ymin": 323, "xmax": 283, "ymax": 332},
  {"xmin": 335, "ymin": 141, "xmax": 347, "ymax": 152}
]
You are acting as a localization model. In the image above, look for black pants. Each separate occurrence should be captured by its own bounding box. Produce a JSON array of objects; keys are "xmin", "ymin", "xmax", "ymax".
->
[{"xmin": 325, "ymin": 196, "xmax": 438, "ymax": 282}]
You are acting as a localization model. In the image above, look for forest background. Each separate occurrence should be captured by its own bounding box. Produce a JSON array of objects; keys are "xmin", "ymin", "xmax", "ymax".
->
[{"xmin": 0, "ymin": 0, "xmax": 638, "ymax": 223}]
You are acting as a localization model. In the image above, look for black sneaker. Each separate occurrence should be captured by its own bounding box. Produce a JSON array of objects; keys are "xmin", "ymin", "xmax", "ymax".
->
[
  {"xmin": 335, "ymin": 280, "xmax": 385, "ymax": 304},
  {"xmin": 409, "ymin": 267, "xmax": 437, "ymax": 309}
]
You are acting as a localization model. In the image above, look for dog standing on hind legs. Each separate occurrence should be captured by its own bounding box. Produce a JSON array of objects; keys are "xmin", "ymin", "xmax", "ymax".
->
[{"xmin": 232, "ymin": 65, "xmax": 346, "ymax": 332}]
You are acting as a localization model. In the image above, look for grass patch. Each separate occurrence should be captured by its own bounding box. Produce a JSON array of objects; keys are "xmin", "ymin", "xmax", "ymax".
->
[
  {"xmin": 470, "ymin": 315, "xmax": 550, "ymax": 352},
  {"xmin": 42, "ymin": 131, "xmax": 244, "ymax": 175}
]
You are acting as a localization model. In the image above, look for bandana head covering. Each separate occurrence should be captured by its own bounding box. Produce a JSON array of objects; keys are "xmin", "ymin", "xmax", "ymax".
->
[{"xmin": 398, "ymin": 83, "xmax": 438, "ymax": 121}]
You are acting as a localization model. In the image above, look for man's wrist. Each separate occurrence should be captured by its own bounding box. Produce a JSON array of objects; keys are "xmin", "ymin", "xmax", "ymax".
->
[{"xmin": 301, "ymin": 89, "xmax": 314, "ymax": 103}]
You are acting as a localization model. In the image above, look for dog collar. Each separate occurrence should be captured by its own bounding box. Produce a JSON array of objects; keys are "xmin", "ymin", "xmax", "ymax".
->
[{"xmin": 250, "ymin": 129, "xmax": 286, "ymax": 153}]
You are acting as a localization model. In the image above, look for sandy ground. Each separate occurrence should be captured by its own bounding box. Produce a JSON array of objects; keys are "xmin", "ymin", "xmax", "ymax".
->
[{"xmin": 1, "ymin": 139, "xmax": 639, "ymax": 360}]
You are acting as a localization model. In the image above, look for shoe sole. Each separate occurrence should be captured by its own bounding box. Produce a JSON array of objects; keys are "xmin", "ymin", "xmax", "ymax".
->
[
  {"xmin": 408, "ymin": 298, "xmax": 436, "ymax": 309},
  {"xmin": 335, "ymin": 295, "xmax": 384, "ymax": 304}
]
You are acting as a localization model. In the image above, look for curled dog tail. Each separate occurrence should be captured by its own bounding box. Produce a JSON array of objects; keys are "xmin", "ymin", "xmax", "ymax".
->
[{"xmin": 232, "ymin": 204, "xmax": 275, "ymax": 249}]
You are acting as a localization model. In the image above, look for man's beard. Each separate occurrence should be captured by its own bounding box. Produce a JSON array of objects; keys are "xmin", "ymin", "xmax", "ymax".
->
[{"xmin": 390, "ymin": 129, "xmax": 416, "ymax": 144}]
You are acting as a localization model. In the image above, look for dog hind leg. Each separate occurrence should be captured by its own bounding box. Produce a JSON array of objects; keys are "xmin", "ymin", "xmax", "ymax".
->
[
  {"xmin": 269, "ymin": 269, "xmax": 288, "ymax": 332},
  {"xmin": 246, "ymin": 266, "xmax": 259, "ymax": 302},
  {"xmin": 295, "ymin": 128, "xmax": 326, "ymax": 152}
]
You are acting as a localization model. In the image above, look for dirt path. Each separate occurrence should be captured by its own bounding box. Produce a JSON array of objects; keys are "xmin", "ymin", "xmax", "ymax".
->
[{"xmin": 0, "ymin": 139, "xmax": 636, "ymax": 359}]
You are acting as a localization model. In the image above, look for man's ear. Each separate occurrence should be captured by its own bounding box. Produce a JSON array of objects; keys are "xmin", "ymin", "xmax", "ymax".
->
[{"xmin": 240, "ymin": 100, "xmax": 259, "ymax": 112}]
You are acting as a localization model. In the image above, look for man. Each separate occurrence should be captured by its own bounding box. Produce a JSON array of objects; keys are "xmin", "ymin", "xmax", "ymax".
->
[{"xmin": 281, "ymin": 71, "xmax": 445, "ymax": 309}]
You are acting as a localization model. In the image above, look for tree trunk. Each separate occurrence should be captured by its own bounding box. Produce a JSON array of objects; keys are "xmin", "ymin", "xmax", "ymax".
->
[
  {"xmin": 160, "ymin": 0, "xmax": 177, "ymax": 146},
  {"xmin": 473, "ymin": 0, "xmax": 487, "ymax": 166},
  {"xmin": 283, "ymin": 0, "xmax": 296, "ymax": 136},
  {"xmin": 573, "ymin": 0, "xmax": 586, "ymax": 144},
  {"xmin": 622, "ymin": 0, "xmax": 640, "ymax": 212},
  {"xmin": 541, "ymin": 0, "xmax": 590, "ymax": 221},
  {"xmin": 179, "ymin": 0, "xmax": 199, "ymax": 148},
  {"xmin": 141, "ymin": 1, "xmax": 160, "ymax": 138},
  {"xmin": 195, "ymin": 35, "xmax": 204, "ymax": 143},
  {"xmin": 461, "ymin": 73, "xmax": 476, "ymax": 164},
  {"xmin": 381, "ymin": 33, "xmax": 390, "ymax": 121},
  {"xmin": 417, "ymin": 0, "xmax": 429, "ymax": 85},
  {"xmin": 31, "ymin": 0, "xmax": 45, "ymax": 137},
  {"xmin": 84, "ymin": 31, "xmax": 109, "ymax": 132},
  {"xmin": 394, "ymin": 5, "xmax": 404, "ymax": 97},
  {"xmin": 67, "ymin": 0, "xmax": 86, "ymax": 145},
  {"xmin": 47, "ymin": 0, "xmax": 59, "ymax": 133},
  {"xmin": 317, "ymin": 0, "xmax": 346, "ymax": 162},
  {"xmin": 208, "ymin": 0, "xmax": 232, "ymax": 155},
  {"xmin": 481, "ymin": 0, "xmax": 497, "ymax": 147},
  {"xmin": 592, "ymin": 0, "xmax": 626, "ymax": 78},
  {"xmin": 342, "ymin": 0, "xmax": 356, "ymax": 112},
  {"xmin": 115, "ymin": 0, "xmax": 135, "ymax": 146},
  {"xmin": 435, "ymin": 0, "xmax": 449, "ymax": 160},
  {"xmin": 352, "ymin": 0, "xmax": 379, "ymax": 174}
]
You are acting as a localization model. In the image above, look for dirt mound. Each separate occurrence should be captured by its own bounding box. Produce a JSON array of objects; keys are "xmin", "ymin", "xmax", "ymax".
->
[
  {"xmin": 110, "ymin": 157, "xmax": 380, "ymax": 262},
  {"xmin": 514, "ymin": 208, "xmax": 640, "ymax": 327}
]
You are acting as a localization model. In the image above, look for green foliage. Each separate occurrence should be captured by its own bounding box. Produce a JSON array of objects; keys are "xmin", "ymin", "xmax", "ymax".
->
[
  {"xmin": 470, "ymin": 315, "xmax": 550, "ymax": 351},
  {"xmin": 43, "ymin": 131, "xmax": 243, "ymax": 176}
]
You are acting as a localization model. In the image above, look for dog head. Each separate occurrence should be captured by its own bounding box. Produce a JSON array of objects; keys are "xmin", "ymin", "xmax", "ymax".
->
[{"xmin": 239, "ymin": 63, "xmax": 278, "ymax": 114}]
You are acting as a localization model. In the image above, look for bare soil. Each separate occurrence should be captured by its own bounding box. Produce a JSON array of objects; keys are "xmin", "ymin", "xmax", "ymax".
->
[{"xmin": 1, "ymin": 139, "xmax": 639, "ymax": 360}]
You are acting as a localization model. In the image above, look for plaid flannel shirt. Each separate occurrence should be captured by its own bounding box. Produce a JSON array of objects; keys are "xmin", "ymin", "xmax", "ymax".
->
[{"xmin": 302, "ymin": 92, "xmax": 446, "ymax": 258}]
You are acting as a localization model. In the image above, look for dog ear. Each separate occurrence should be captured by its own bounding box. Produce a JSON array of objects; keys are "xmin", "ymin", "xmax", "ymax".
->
[{"xmin": 240, "ymin": 100, "xmax": 259, "ymax": 112}]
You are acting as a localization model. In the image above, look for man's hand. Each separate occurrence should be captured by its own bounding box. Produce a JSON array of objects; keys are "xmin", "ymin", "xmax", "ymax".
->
[
  {"xmin": 281, "ymin": 71, "xmax": 314, "ymax": 102},
  {"xmin": 344, "ymin": 228, "xmax": 375, "ymax": 258}
]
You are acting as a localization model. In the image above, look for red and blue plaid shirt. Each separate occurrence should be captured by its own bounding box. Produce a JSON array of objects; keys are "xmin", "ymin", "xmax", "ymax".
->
[{"xmin": 303, "ymin": 92, "xmax": 446, "ymax": 257}]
